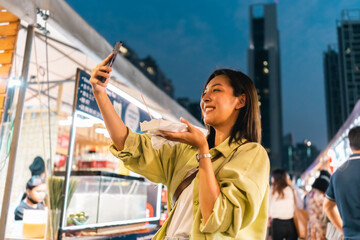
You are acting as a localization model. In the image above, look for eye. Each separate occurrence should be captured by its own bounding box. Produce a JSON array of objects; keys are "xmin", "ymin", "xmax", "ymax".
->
[
  {"xmin": 212, "ymin": 88, "xmax": 220, "ymax": 92},
  {"xmin": 202, "ymin": 90, "xmax": 207, "ymax": 97}
]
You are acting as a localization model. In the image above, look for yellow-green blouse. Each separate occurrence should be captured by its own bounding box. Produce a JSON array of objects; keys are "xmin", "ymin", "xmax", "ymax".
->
[{"xmin": 110, "ymin": 129, "xmax": 270, "ymax": 240}]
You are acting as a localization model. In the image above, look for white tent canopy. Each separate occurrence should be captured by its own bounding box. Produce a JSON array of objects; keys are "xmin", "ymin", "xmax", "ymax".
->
[{"xmin": 0, "ymin": 0, "xmax": 202, "ymax": 126}]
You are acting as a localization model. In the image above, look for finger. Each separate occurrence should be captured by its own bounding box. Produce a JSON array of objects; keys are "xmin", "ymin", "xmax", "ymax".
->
[
  {"xmin": 98, "ymin": 66, "xmax": 112, "ymax": 72},
  {"xmin": 160, "ymin": 131, "xmax": 184, "ymax": 141},
  {"xmin": 89, "ymin": 70, "xmax": 110, "ymax": 87},
  {"xmin": 96, "ymin": 71, "xmax": 110, "ymax": 79},
  {"xmin": 180, "ymin": 117, "xmax": 193, "ymax": 131},
  {"xmin": 99, "ymin": 53, "xmax": 114, "ymax": 66},
  {"xmin": 96, "ymin": 78, "xmax": 109, "ymax": 88}
]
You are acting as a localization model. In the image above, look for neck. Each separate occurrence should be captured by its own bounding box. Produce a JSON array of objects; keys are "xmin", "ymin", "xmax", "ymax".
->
[
  {"xmin": 352, "ymin": 150, "xmax": 360, "ymax": 154},
  {"xmin": 214, "ymin": 127, "xmax": 232, "ymax": 147},
  {"xmin": 26, "ymin": 197, "xmax": 38, "ymax": 208}
]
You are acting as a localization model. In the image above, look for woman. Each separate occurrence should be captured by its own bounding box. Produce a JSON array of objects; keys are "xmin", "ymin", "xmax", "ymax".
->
[
  {"xmin": 14, "ymin": 176, "xmax": 46, "ymax": 220},
  {"xmin": 90, "ymin": 54, "xmax": 270, "ymax": 239},
  {"xmin": 269, "ymin": 169, "xmax": 298, "ymax": 240},
  {"xmin": 305, "ymin": 170, "xmax": 330, "ymax": 240}
]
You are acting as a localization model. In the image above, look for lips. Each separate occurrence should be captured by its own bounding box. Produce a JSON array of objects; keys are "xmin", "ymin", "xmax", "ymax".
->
[{"xmin": 204, "ymin": 106, "xmax": 215, "ymax": 114}]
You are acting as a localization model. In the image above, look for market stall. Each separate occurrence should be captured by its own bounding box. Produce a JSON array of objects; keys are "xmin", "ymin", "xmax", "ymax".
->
[{"xmin": 0, "ymin": 0, "xmax": 202, "ymax": 239}]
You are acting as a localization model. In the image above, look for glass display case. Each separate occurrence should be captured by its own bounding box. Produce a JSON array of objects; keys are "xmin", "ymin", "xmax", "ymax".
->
[
  {"xmin": 53, "ymin": 69, "xmax": 163, "ymax": 238},
  {"xmin": 55, "ymin": 171, "xmax": 161, "ymax": 232}
]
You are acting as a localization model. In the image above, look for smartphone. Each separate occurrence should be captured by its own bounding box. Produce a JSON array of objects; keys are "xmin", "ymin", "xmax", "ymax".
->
[{"xmin": 98, "ymin": 41, "xmax": 122, "ymax": 83}]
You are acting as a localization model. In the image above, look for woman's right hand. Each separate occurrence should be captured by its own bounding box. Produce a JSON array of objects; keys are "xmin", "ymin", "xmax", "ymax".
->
[{"xmin": 90, "ymin": 53, "xmax": 113, "ymax": 95}]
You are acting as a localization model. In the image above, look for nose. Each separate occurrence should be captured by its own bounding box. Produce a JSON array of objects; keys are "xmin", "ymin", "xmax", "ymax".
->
[{"xmin": 201, "ymin": 91, "xmax": 211, "ymax": 102}]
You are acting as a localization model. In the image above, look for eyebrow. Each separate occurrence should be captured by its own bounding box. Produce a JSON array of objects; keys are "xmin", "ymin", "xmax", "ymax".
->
[{"xmin": 205, "ymin": 83, "xmax": 223, "ymax": 89}]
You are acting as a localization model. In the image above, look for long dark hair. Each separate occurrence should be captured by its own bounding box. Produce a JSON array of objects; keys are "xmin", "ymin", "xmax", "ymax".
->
[
  {"xmin": 271, "ymin": 169, "xmax": 289, "ymax": 199},
  {"xmin": 203, "ymin": 69, "xmax": 261, "ymax": 147}
]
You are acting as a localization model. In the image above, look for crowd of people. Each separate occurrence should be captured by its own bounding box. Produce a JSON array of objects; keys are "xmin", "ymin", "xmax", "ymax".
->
[{"xmin": 267, "ymin": 126, "xmax": 360, "ymax": 240}]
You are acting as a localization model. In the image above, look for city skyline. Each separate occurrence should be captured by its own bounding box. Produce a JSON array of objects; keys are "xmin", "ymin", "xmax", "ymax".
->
[{"xmin": 66, "ymin": 0, "xmax": 359, "ymax": 150}]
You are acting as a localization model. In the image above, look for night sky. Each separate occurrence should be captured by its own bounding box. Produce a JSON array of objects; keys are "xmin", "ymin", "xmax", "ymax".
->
[{"xmin": 66, "ymin": 0, "xmax": 359, "ymax": 150}]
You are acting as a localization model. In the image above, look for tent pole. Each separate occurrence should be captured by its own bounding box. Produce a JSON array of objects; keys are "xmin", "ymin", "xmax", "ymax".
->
[{"xmin": 0, "ymin": 25, "xmax": 34, "ymax": 238}]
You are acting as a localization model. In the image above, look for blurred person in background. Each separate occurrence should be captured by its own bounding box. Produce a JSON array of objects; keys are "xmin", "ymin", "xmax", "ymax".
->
[
  {"xmin": 269, "ymin": 169, "xmax": 298, "ymax": 240},
  {"xmin": 14, "ymin": 176, "xmax": 46, "ymax": 220},
  {"xmin": 324, "ymin": 126, "xmax": 360, "ymax": 240},
  {"xmin": 29, "ymin": 156, "xmax": 45, "ymax": 177},
  {"xmin": 287, "ymin": 173, "xmax": 305, "ymax": 209},
  {"xmin": 305, "ymin": 170, "xmax": 330, "ymax": 240}
]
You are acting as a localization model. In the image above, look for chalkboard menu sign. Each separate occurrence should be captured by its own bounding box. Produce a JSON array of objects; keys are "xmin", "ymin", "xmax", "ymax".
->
[{"xmin": 75, "ymin": 69, "xmax": 152, "ymax": 132}]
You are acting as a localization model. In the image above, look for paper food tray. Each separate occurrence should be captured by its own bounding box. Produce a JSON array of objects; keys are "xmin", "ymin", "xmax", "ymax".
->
[
  {"xmin": 140, "ymin": 119, "xmax": 187, "ymax": 133},
  {"xmin": 140, "ymin": 119, "xmax": 208, "ymax": 136}
]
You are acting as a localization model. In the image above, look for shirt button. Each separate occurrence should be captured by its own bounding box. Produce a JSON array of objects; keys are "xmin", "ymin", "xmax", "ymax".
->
[{"xmin": 193, "ymin": 200, "xmax": 199, "ymax": 205}]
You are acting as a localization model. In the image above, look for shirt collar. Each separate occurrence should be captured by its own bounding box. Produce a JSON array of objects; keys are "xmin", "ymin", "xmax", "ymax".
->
[
  {"xmin": 211, "ymin": 136, "xmax": 246, "ymax": 158},
  {"xmin": 190, "ymin": 133, "xmax": 247, "ymax": 158},
  {"xmin": 349, "ymin": 153, "xmax": 360, "ymax": 160}
]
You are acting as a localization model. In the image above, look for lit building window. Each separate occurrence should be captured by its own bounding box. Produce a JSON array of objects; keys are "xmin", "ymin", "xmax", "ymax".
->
[
  {"xmin": 119, "ymin": 46, "xmax": 128, "ymax": 54},
  {"xmin": 147, "ymin": 66, "xmax": 154, "ymax": 75},
  {"xmin": 263, "ymin": 88, "xmax": 269, "ymax": 94},
  {"xmin": 346, "ymin": 48, "xmax": 351, "ymax": 54},
  {"xmin": 139, "ymin": 62, "xmax": 145, "ymax": 67},
  {"xmin": 263, "ymin": 67, "xmax": 269, "ymax": 74},
  {"xmin": 263, "ymin": 61, "xmax": 268, "ymax": 66}
]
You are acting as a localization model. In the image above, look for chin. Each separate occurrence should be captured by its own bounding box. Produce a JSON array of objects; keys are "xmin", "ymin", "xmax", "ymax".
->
[{"xmin": 203, "ymin": 118, "xmax": 215, "ymax": 126}]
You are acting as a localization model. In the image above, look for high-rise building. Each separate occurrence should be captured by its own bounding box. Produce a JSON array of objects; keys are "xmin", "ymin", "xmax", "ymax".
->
[
  {"xmin": 323, "ymin": 45, "xmax": 343, "ymax": 141},
  {"xmin": 140, "ymin": 56, "xmax": 174, "ymax": 98},
  {"xmin": 323, "ymin": 9, "xmax": 360, "ymax": 141},
  {"xmin": 292, "ymin": 140, "xmax": 320, "ymax": 178},
  {"xmin": 337, "ymin": 9, "xmax": 360, "ymax": 119},
  {"xmin": 120, "ymin": 43, "xmax": 174, "ymax": 98},
  {"xmin": 282, "ymin": 133, "xmax": 320, "ymax": 178},
  {"xmin": 248, "ymin": 3, "xmax": 283, "ymax": 168},
  {"xmin": 282, "ymin": 133, "xmax": 294, "ymax": 172},
  {"xmin": 177, "ymin": 97, "xmax": 202, "ymax": 122}
]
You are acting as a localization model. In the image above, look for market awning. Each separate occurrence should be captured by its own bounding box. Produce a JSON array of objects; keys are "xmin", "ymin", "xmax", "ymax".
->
[
  {"xmin": 0, "ymin": 0, "xmax": 202, "ymax": 127},
  {"xmin": 0, "ymin": 5, "xmax": 20, "ymax": 122}
]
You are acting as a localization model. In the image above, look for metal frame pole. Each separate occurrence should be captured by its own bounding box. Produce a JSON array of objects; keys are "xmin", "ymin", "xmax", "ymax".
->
[
  {"xmin": 0, "ymin": 25, "xmax": 34, "ymax": 238},
  {"xmin": 57, "ymin": 69, "xmax": 81, "ymax": 239}
]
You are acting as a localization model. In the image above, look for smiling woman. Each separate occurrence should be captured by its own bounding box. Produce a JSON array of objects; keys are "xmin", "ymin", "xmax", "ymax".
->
[{"xmin": 90, "ymin": 57, "xmax": 270, "ymax": 239}]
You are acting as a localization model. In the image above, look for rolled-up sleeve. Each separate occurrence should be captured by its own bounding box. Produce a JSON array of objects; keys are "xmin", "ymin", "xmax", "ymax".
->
[
  {"xmin": 199, "ymin": 143, "xmax": 270, "ymax": 236},
  {"xmin": 109, "ymin": 128, "xmax": 177, "ymax": 184}
]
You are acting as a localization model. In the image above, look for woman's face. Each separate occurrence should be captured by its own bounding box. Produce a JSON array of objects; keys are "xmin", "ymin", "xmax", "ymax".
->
[
  {"xmin": 201, "ymin": 75, "xmax": 245, "ymax": 129},
  {"xmin": 27, "ymin": 183, "xmax": 46, "ymax": 203}
]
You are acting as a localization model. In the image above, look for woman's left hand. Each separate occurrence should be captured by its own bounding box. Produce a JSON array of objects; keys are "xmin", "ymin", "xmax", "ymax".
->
[{"xmin": 160, "ymin": 118, "xmax": 208, "ymax": 151}]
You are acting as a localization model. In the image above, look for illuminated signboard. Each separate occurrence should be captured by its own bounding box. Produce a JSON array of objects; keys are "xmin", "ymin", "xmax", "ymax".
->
[{"xmin": 75, "ymin": 69, "xmax": 152, "ymax": 132}]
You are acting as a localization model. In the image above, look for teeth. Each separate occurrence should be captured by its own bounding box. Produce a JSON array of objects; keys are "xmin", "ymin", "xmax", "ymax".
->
[{"xmin": 205, "ymin": 107, "xmax": 214, "ymax": 113}]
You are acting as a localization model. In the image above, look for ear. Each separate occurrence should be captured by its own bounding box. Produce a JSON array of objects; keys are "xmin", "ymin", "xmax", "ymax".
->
[{"xmin": 235, "ymin": 94, "xmax": 246, "ymax": 109}]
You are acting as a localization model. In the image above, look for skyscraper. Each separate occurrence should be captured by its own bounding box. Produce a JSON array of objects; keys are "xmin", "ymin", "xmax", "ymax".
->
[
  {"xmin": 323, "ymin": 45, "xmax": 343, "ymax": 141},
  {"xmin": 248, "ymin": 3, "xmax": 283, "ymax": 168},
  {"xmin": 337, "ymin": 9, "xmax": 360, "ymax": 120},
  {"xmin": 324, "ymin": 9, "xmax": 360, "ymax": 141}
]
